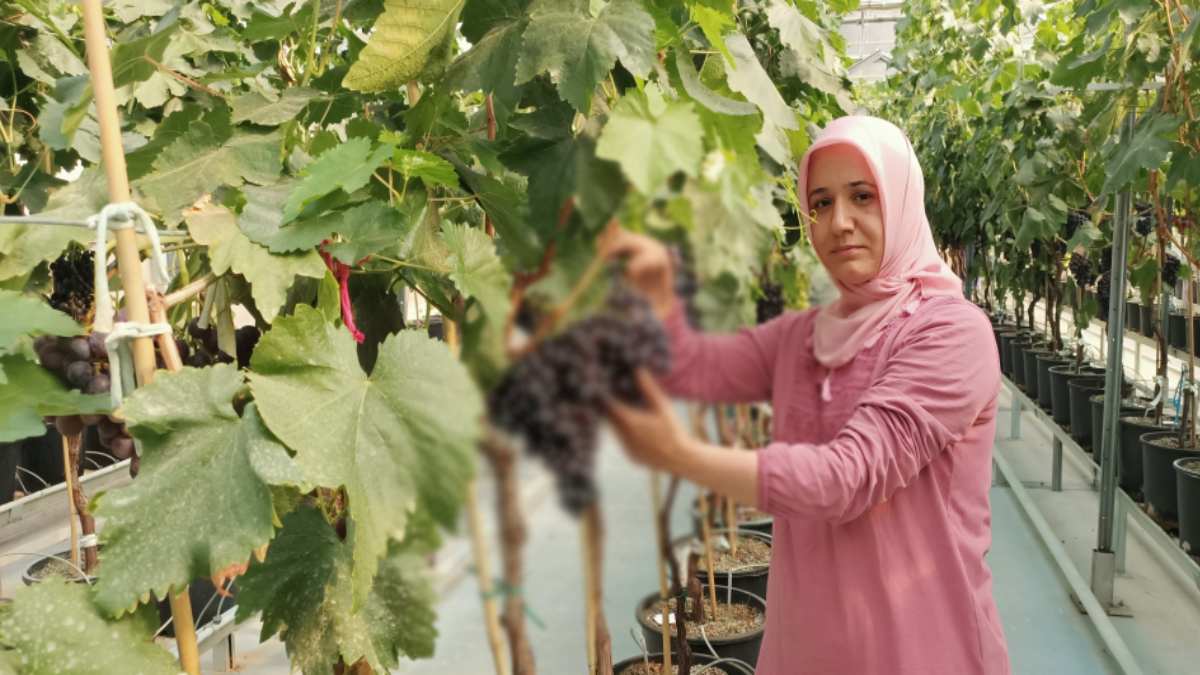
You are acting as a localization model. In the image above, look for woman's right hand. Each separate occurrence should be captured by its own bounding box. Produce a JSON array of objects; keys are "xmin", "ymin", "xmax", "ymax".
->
[{"xmin": 599, "ymin": 222, "xmax": 675, "ymax": 320}]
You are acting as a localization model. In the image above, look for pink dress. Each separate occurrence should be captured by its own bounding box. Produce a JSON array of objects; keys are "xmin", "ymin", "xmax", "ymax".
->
[{"xmin": 662, "ymin": 295, "xmax": 1011, "ymax": 675}]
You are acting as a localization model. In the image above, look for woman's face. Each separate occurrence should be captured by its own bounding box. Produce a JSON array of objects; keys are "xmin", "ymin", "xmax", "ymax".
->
[{"xmin": 806, "ymin": 144, "xmax": 885, "ymax": 287}]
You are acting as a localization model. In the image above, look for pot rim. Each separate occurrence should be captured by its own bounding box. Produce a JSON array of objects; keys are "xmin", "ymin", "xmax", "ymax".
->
[
  {"xmin": 635, "ymin": 585, "xmax": 767, "ymax": 644},
  {"xmin": 1174, "ymin": 456, "xmax": 1200, "ymax": 477}
]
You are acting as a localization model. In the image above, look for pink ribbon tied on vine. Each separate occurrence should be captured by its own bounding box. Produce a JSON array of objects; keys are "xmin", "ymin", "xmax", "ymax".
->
[{"xmin": 319, "ymin": 242, "xmax": 365, "ymax": 344}]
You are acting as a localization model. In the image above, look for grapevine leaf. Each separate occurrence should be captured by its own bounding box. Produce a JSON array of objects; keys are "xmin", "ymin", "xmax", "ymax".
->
[
  {"xmin": 685, "ymin": 178, "xmax": 778, "ymax": 291},
  {"xmin": 686, "ymin": 0, "xmax": 735, "ymax": 62},
  {"xmin": 461, "ymin": 0, "xmax": 530, "ymax": 42},
  {"xmin": 0, "ymin": 167, "xmax": 104, "ymax": 282},
  {"xmin": 0, "ymin": 355, "xmax": 111, "ymax": 444},
  {"xmin": 596, "ymin": 91, "xmax": 704, "ymax": 194},
  {"xmin": 231, "ymin": 88, "xmax": 322, "ymax": 126},
  {"xmin": 235, "ymin": 507, "xmax": 437, "ymax": 673},
  {"xmin": 343, "ymin": 0, "xmax": 467, "ymax": 92},
  {"xmin": 92, "ymin": 366, "xmax": 281, "ymax": 616},
  {"xmin": 515, "ymin": 0, "xmax": 655, "ymax": 112},
  {"xmin": 453, "ymin": 165, "xmax": 542, "ymax": 268},
  {"xmin": 1102, "ymin": 113, "xmax": 1180, "ymax": 193},
  {"xmin": 0, "ymin": 580, "xmax": 178, "ymax": 675},
  {"xmin": 447, "ymin": 10, "xmax": 528, "ymax": 117},
  {"xmin": 390, "ymin": 148, "xmax": 459, "ymax": 189},
  {"xmin": 440, "ymin": 223, "xmax": 512, "ymax": 323},
  {"xmin": 247, "ymin": 306, "xmax": 481, "ymax": 606},
  {"xmin": 327, "ymin": 200, "xmax": 424, "ymax": 264},
  {"xmin": 768, "ymin": 0, "xmax": 849, "ymax": 103},
  {"xmin": 284, "ymin": 138, "xmax": 392, "ymax": 222},
  {"xmin": 0, "ymin": 290, "xmax": 80, "ymax": 353},
  {"xmin": 502, "ymin": 131, "xmax": 624, "ymax": 230},
  {"xmin": 136, "ymin": 122, "xmax": 282, "ymax": 225},
  {"xmin": 673, "ymin": 48, "xmax": 756, "ymax": 116},
  {"xmin": 185, "ymin": 202, "xmax": 326, "ymax": 322},
  {"xmin": 723, "ymin": 32, "xmax": 797, "ymax": 164}
]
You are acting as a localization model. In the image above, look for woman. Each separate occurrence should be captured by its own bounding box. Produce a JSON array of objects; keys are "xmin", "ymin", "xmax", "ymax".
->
[{"xmin": 605, "ymin": 116, "xmax": 1011, "ymax": 674}]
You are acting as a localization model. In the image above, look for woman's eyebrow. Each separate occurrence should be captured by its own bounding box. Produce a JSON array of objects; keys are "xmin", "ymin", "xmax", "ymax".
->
[{"xmin": 808, "ymin": 180, "xmax": 875, "ymax": 198}]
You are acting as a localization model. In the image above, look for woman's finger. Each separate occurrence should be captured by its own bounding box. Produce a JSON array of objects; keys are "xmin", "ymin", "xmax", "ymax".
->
[{"xmin": 635, "ymin": 369, "xmax": 672, "ymax": 414}]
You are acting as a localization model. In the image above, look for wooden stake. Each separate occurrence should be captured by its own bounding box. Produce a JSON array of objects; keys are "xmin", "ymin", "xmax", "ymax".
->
[
  {"xmin": 61, "ymin": 435, "xmax": 80, "ymax": 569},
  {"xmin": 80, "ymin": 1, "xmax": 198, "ymax": 670},
  {"xmin": 581, "ymin": 519, "xmax": 597, "ymax": 674},
  {"xmin": 696, "ymin": 495, "xmax": 718, "ymax": 613},
  {"xmin": 649, "ymin": 473, "xmax": 671, "ymax": 674},
  {"xmin": 466, "ymin": 481, "xmax": 511, "ymax": 675},
  {"xmin": 582, "ymin": 504, "xmax": 611, "ymax": 674}
]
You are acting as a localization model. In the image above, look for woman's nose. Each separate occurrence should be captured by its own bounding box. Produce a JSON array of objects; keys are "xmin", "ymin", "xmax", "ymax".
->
[{"xmin": 830, "ymin": 200, "xmax": 854, "ymax": 234}]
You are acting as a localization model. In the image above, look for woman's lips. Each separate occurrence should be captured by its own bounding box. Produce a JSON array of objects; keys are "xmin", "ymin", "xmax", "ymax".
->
[{"xmin": 832, "ymin": 245, "xmax": 866, "ymax": 256}]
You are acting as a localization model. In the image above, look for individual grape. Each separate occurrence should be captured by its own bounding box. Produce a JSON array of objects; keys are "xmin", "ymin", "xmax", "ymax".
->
[
  {"xmin": 1135, "ymin": 203, "xmax": 1154, "ymax": 236},
  {"xmin": 109, "ymin": 435, "xmax": 135, "ymax": 460},
  {"xmin": 33, "ymin": 335, "xmax": 56, "ymax": 354},
  {"xmin": 235, "ymin": 325, "xmax": 261, "ymax": 369},
  {"xmin": 65, "ymin": 360, "xmax": 92, "ymax": 388},
  {"xmin": 54, "ymin": 415, "xmax": 84, "ymax": 436},
  {"xmin": 174, "ymin": 338, "xmax": 191, "ymax": 362},
  {"xmin": 88, "ymin": 332, "xmax": 108, "ymax": 361},
  {"xmin": 38, "ymin": 347, "xmax": 65, "ymax": 373},
  {"xmin": 1068, "ymin": 253, "xmax": 1095, "ymax": 287},
  {"xmin": 81, "ymin": 414, "xmax": 104, "ymax": 425},
  {"xmin": 84, "ymin": 373, "xmax": 110, "ymax": 395},
  {"xmin": 97, "ymin": 418, "xmax": 122, "ymax": 446},
  {"xmin": 756, "ymin": 281, "xmax": 785, "ymax": 324},
  {"xmin": 186, "ymin": 350, "xmax": 214, "ymax": 368},
  {"xmin": 64, "ymin": 336, "xmax": 91, "ymax": 361},
  {"xmin": 129, "ymin": 453, "xmax": 140, "ymax": 478},
  {"xmin": 1066, "ymin": 210, "xmax": 1088, "ymax": 238},
  {"xmin": 1162, "ymin": 254, "xmax": 1182, "ymax": 289}
]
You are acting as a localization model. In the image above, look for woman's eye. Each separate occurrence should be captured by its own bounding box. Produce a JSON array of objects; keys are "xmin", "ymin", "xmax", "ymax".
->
[
  {"xmin": 853, "ymin": 192, "xmax": 874, "ymax": 204},
  {"xmin": 811, "ymin": 198, "xmax": 831, "ymax": 210}
]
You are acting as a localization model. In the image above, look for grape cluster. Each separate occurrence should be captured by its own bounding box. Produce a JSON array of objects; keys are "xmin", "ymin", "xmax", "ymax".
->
[
  {"xmin": 184, "ymin": 319, "xmax": 260, "ymax": 369},
  {"xmin": 1162, "ymin": 254, "xmax": 1182, "ymax": 289},
  {"xmin": 1135, "ymin": 203, "xmax": 1154, "ymax": 236},
  {"xmin": 1098, "ymin": 246, "xmax": 1113, "ymax": 274},
  {"xmin": 669, "ymin": 246, "xmax": 702, "ymax": 328},
  {"xmin": 48, "ymin": 249, "xmax": 94, "ymax": 323},
  {"xmin": 33, "ymin": 334, "xmax": 136, "ymax": 464},
  {"xmin": 1069, "ymin": 252, "xmax": 1095, "ymax": 287},
  {"xmin": 1066, "ymin": 210, "xmax": 1089, "ymax": 239},
  {"xmin": 756, "ymin": 281, "xmax": 785, "ymax": 324},
  {"xmin": 1097, "ymin": 272, "xmax": 1112, "ymax": 311},
  {"xmin": 488, "ymin": 283, "xmax": 671, "ymax": 514}
]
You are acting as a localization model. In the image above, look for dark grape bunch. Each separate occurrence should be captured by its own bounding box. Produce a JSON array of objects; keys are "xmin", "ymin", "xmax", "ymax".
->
[
  {"xmin": 1066, "ymin": 210, "xmax": 1088, "ymax": 239},
  {"xmin": 1068, "ymin": 252, "xmax": 1095, "ymax": 287},
  {"xmin": 184, "ymin": 318, "xmax": 260, "ymax": 369},
  {"xmin": 1135, "ymin": 203, "xmax": 1154, "ymax": 237},
  {"xmin": 1098, "ymin": 246, "xmax": 1113, "ymax": 274},
  {"xmin": 668, "ymin": 246, "xmax": 702, "ymax": 328},
  {"xmin": 756, "ymin": 281, "xmax": 785, "ymax": 324},
  {"xmin": 1162, "ymin": 254, "xmax": 1182, "ymax": 289},
  {"xmin": 48, "ymin": 249, "xmax": 94, "ymax": 323},
  {"xmin": 488, "ymin": 282, "xmax": 671, "ymax": 514},
  {"xmin": 1096, "ymin": 272, "xmax": 1112, "ymax": 311},
  {"xmin": 33, "ymin": 333, "xmax": 136, "ymax": 464}
]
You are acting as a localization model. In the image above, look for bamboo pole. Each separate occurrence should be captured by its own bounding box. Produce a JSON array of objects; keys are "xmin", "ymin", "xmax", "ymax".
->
[
  {"xmin": 582, "ymin": 504, "xmax": 611, "ymax": 675},
  {"xmin": 80, "ymin": 2, "xmax": 199, "ymax": 671},
  {"xmin": 581, "ymin": 522, "xmax": 597, "ymax": 674},
  {"xmin": 61, "ymin": 435, "xmax": 80, "ymax": 569},
  {"xmin": 696, "ymin": 496, "xmax": 718, "ymax": 613},
  {"xmin": 649, "ymin": 473, "xmax": 671, "ymax": 674},
  {"xmin": 466, "ymin": 478, "xmax": 510, "ymax": 675}
]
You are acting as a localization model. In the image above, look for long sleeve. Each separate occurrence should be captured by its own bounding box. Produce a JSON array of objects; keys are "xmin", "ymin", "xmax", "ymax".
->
[
  {"xmin": 756, "ymin": 299, "xmax": 999, "ymax": 522},
  {"xmin": 658, "ymin": 300, "xmax": 796, "ymax": 404}
]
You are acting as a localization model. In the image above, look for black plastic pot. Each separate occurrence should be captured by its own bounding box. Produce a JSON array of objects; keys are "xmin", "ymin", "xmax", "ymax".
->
[
  {"xmin": 1068, "ymin": 376, "xmax": 1106, "ymax": 447},
  {"xmin": 682, "ymin": 529, "xmax": 772, "ymax": 603},
  {"xmin": 614, "ymin": 652, "xmax": 753, "ymax": 675},
  {"xmin": 1127, "ymin": 302, "xmax": 1141, "ymax": 333},
  {"xmin": 1024, "ymin": 348, "xmax": 1053, "ymax": 400},
  {"xmin": 1175, "ymin": 457, "xmax": 1200, "ymax": 557},
  {"xmin": 1048, "ymin": 364, "xmax": 1103, "ymax": 425},
  {"xmin": 692, "ymin": 500, "xmax": 773, "ymax": 538},
  {"xmin": 1140, "ymin": 431, "xmax": 1200, "ymax": 523},
  {"xmin": 17, "ymin": 422, "xmax": 68, "ymax": 490},
  {"xmin": 996, "ymin": 331, "xmax": 1019, "ymax": 378},
  {"xmin": 636, "ymin": 585, "xmax": 765, "ymax": 668},
  {"xmin": 1140, "ymin": 302, "xmax": 1156, "ymax": 339},
  {"xmin": 1089, "ymin": 395, "xmax": 1151, "ymax": 459},
  {"xmin": 1118, "ymin": 416, "xmax": 1171, "ymax": 497},
  {"xmin": 1036, "ymin": 353, "xmax": 1071, "ymax": 411},
  {"xmin": 0, "ymin": 441, "xmax": 20, "ymax": 506},
  {"xmin": 1010, "ymin": 338, "xmax": 1036, "ymax": 389},
  {"xmin": 23, "ymin": 553, "xmax": 236, "ymax": 637},
  {"xmin": 1169, "ymin": 313, "xmax": 1187, "ymax": 351}
]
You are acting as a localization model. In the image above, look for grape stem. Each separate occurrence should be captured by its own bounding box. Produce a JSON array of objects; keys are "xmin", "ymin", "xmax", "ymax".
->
[{"xmin": 525, "ymin": 244, "xmax": 609, "ymax": 350}]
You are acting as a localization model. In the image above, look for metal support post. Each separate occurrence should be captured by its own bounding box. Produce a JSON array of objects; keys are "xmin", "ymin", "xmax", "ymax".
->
[
  {"xmin": 1092, "ymin": 107, "xmax": 1136, "ymax": 607},
  {"xmin": 1114, "ymin": 498, "xmax": 1128, "ymax": 574},
  {"xmin": 1051, "ymin": 437, "xmax": 1063, "ymax": 492},
  {"xmin": 1010, "ymin": 395, "xmax": 1022, "ymax": 439}
]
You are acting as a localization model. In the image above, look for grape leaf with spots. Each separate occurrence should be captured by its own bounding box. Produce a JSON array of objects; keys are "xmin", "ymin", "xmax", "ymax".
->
[
  {"xmin": 343, "ymin": 0, "xmax": 466, "ymax": 92},
  {"xmin": 0, "ymin": 355, "xmax": 111, "ymax": 443}
]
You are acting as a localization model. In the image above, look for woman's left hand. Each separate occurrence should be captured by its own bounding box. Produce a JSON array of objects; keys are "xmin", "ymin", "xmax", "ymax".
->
[{"xmin": 606, "ymin": 369, "xmax": 694, "ymax": 472}]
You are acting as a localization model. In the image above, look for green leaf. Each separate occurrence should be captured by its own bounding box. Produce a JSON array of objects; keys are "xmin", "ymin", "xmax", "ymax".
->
[
  {"xmin": 344, "ymin": 0, "xmax": 467, "ymax": 92},
  {"xmin": 1103, "ymin": 113, "xmax": 1180, "ymax": 193},
  {"xmin": 453, "ymin": 165, "xmax": 542, "ymax": 268},
  {"xmin": 231, "ymin": 88, "xmax": 322, "ymax": 126},
  {"xmin": 673, "ymin": 48, "xmax": 756, "ymax": 116},
  {"xmin": 0, "ymin": 167, "xmax": 104, "ymax": 281},
  {"xmin": 0, "ymin": 291, "xmax": 80, "ymax": 353},
  {"xmin": 236, "ymin": 507, "xmax": 437, "ymax": 673},
  {"xmin": 596, "ymin": 92, "xmax": 704, "ymax": 194},
  {"xmin": 0, "ymin": 580, "xmax": 178, "ymax": 675},
  {"xmin": 186, "ymin": 203, "xmax": 327, "ymax": 322},
  {"xmin": 390, "ymin": 149, "xmax": 459, "ymax": 189},
  {"xmin": 686, "ymin": 0, "xmax": 735, "ymax": 62},
  {"xmin": 440, "ymin": 223, "xmax": 512, "ymax": 323},
  {"xmin": 247, "ymin": 306, "xmax": 481, "ymax": 606},
  {"xmin": 285, "ymin": 138, "xmax": 392, "ymax": 222},
  {"xmin": 327, "ymin": 201, "xmax": 423, "ymax": 264},
  {"xmin": 515, "ymin": 0, "xmax": 656, "ymax": 112},
  {"xmin": 92, "ymin": 366, "xmax": 282, "ymax": 616},
  {"xmin": 501, "ymin": 131, "xmax": 624, "ymax": 230},
  {"xmin": 768, "ymin": 0, "xmax": 848, "ymax": 103},
  {"xmin": 723, "ymin": 33, "xmax": 798, "ymax": 164},
  {"xmin": 136, "ymin": 122, "xmax": 282, "ymax": 225},
  {"xmin": 447, "ymin": 10, "xmax": 528, "ymax": 117},
  {"xmin": 0, "ymin": 355, "xmax": 110, "ymax": 443}
]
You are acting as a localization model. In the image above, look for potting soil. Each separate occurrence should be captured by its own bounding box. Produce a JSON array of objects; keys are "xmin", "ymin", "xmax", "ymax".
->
[
  {"xmin": 28, "ymin": 556, "xmax": 87, "ymax": 582},
  {"xmin": 644, "ymin": 597, "xmax": 764, "ymax": 640},
  {"xmin": 697, "ymin": 538, "xmax": 771, "ymax": 573}
]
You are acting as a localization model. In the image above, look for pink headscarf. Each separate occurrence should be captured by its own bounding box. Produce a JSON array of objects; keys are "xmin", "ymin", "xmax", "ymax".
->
[{"xmin": 797, "ymin": 116, "xmax": 962, "ymax": 380}]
